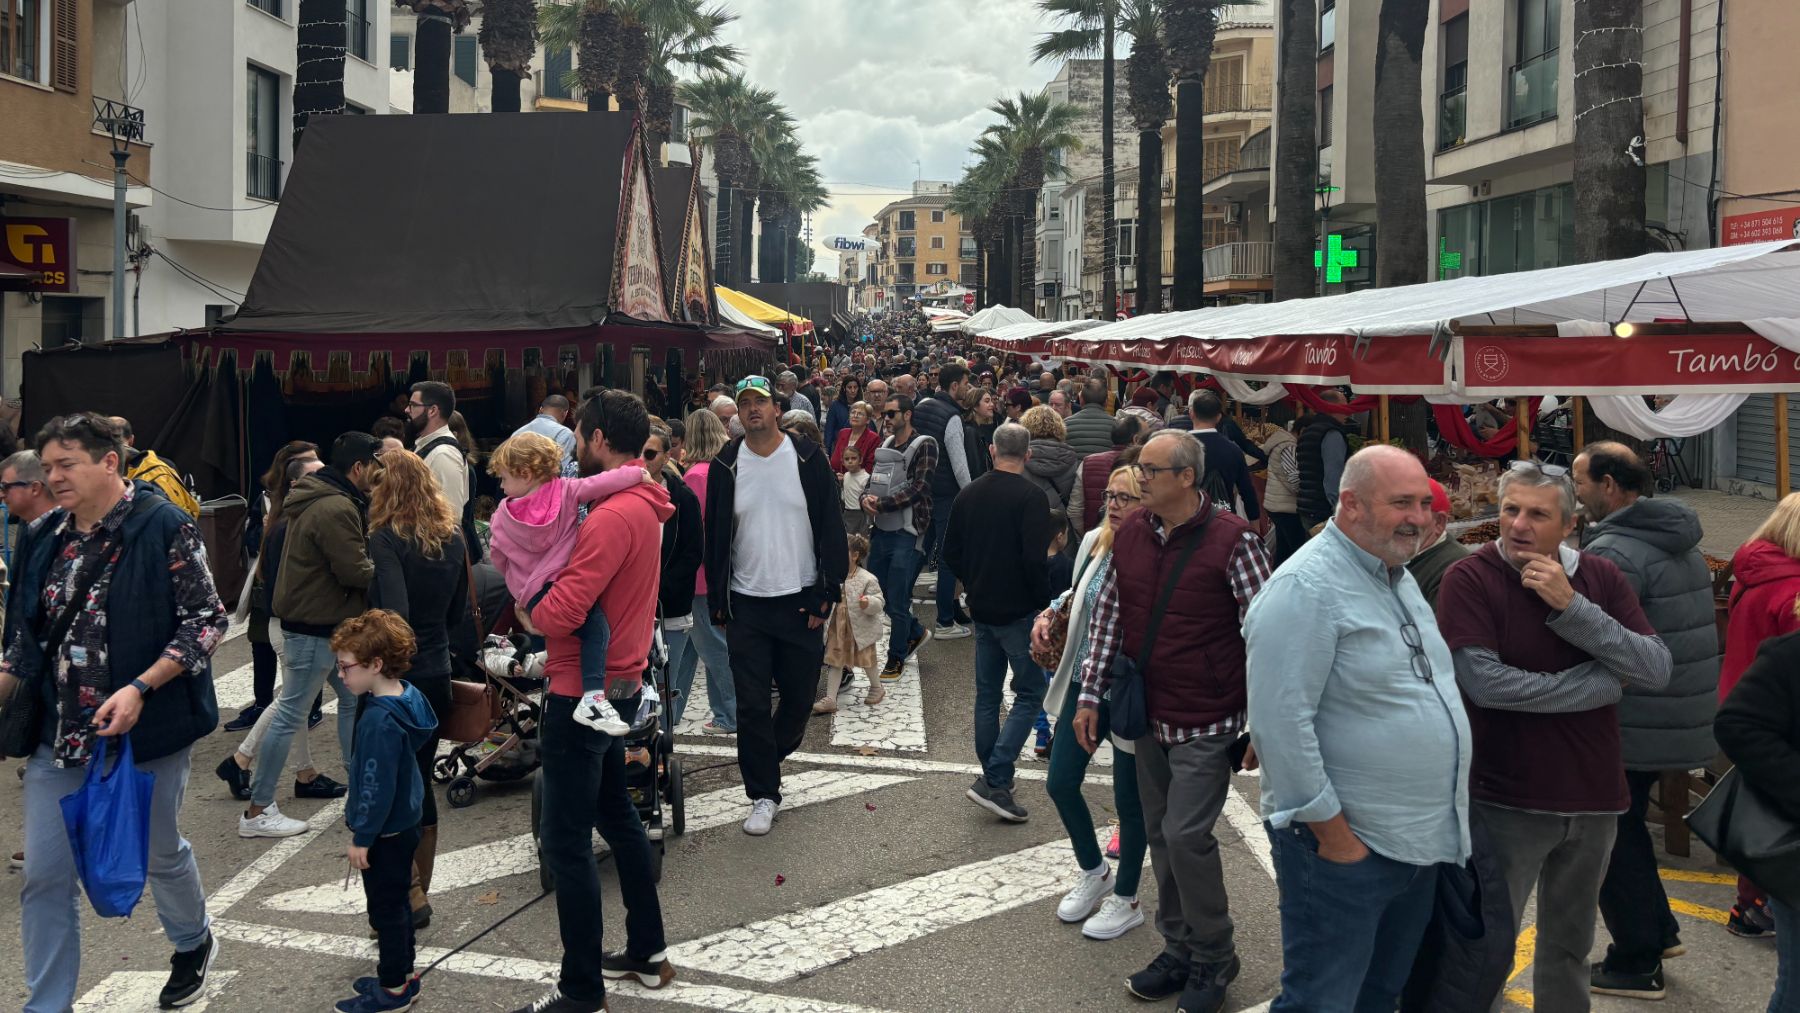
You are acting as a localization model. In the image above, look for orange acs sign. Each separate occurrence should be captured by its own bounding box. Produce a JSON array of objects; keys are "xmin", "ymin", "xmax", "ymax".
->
[{"xmin": 1, "ymin": 217, "xmax": 77, "ymax": 292}]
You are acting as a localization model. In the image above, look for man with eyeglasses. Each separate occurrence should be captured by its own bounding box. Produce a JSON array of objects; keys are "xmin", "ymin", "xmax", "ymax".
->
[
  {"xmin": 1244, "ymin": 445, "xmax": 1472, "ymax": 1012},
  {"xmin": 1436, "ymin": 460, "xmax": 1671, "ymax": 1013},
  {"xmin": 1070, "ymin": 430, "xmax": 1271, "ymax": 1012},
  {"xmin": 406, "ymin": 381, "xmax": 469, "ymax": 524},
  {"xmin": 0, "ymin": 450, "xmax": 58, "ymax": 529}
]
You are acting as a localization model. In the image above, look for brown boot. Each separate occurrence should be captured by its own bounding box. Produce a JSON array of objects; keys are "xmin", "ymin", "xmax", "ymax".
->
[{"xmin": 410, "ymin": 824, "xmax": 438, "ymax": 928}]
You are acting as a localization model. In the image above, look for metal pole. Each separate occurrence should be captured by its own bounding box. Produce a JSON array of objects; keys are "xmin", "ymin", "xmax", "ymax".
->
[
  {"xmin": 1515, "ymin": 397, "xmax": 1533, "ymax": 460},
  {"xmin": 1571, "ymin": 395, "xmax": 1586, "ymax": 451},
  {"xmin": 1377, "ymin": 394, "xmax": 1391, "ymax": 444},
  {"xmin": 111, "ymin": 149, "xmax": 129, "ymax": 339},
  {"xmin": 1777, "ymin": 393, "xmax": 1791, "ymax": 498}
]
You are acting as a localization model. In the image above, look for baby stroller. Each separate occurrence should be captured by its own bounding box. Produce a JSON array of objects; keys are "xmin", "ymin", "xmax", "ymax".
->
[
  {"xmin": 531, "ymin": 624, "xmax": 687, "ymax": 888},
  {"xmin": 432, "ymin": 635, "xmax": 547, "ymax": 809}
]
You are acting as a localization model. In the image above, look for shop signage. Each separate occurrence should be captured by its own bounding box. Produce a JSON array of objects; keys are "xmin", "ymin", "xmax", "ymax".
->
[
  {"xmin": 680, "ymin": 204, "xmax": 711, "ymax": 323},
  {"xmin": 2, "ymin": 217, "xmax": 77, "ymax": 292},
  {"xmin": 1456, "ymin": 332, "xmax": 1800, "ymax": 394},
  {"xmin": 614, "ymin": 154, "xmax": 670, "ymax": 322},
  {"xmin": 1722, "ymin": 207, "xmax": 1800, "ymax": 246},
  {"xmin": 988, "ymin": 332, "xmax": 1447, "ymax": 392}
]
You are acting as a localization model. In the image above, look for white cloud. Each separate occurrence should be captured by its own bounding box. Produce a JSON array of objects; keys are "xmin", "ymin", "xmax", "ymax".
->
[{"xmin": 714, "ymin": 0, "xmax": 1064, "ymax": 275}]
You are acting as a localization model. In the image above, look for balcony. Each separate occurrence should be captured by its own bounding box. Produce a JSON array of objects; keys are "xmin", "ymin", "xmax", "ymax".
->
[
  {"xmin": 247, "ymin": 151, "xmax": 282, "ymax": 200},
  {"xmin": 1201, "ymin": 82, "xmax": 1273, "ymax": 117},
  {"xmin": 1507, "ymin": 49, "xmax": 1558, "ymax": 130},
  {"xmin": 1203, "ymin": 242, "xmax": 1274, "ymax": 290},
  {"xmin": 1438, "ymin": 85, "xmax": 1467, "ymax": 150}
]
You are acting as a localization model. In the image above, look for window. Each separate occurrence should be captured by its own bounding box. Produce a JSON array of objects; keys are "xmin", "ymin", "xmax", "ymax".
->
[
  {"xmin": 959, "ymin": 237, "xmax": 977, "ymax": 259},
  {"xmin": 960, "ymin": 265, "xmax": 980, "ymax": 286},
  {"xmin": 898, "ymin": 210, "xmax": 916, "ymax": 231},
  {"xmin": 1518, "ymin": 0, "xmax": 1559, "ymax": 61},
  {"xmin": 542, "ymin": 45, "xmax": 572, "ymax": 100},
  {"xmin": 1317, "ymin": 86, "xmax": 1334, "ymax": 149},
  {"xmin": 1117, "ymin": 218, "xmax": 1137, "ymax": 268},
  {"xmin": 203, "ymin": 305, "xmax": 236, "ymax": 328},
  {"xmin": 931, "ymin": 209, "xmax": 945, "ymax": 224},
  {"xmin": 1319, "ymin": 0, "xmax": 1336, "ymax": 51},
  {"xmin": 247, "ymin": 64, "xmax": 282, "ymax": 200},
  {"xmin": 1048, "ymin": 204, "xmax": 1061, "ymax": 221},
  {"xmin": 926, "ymin": 263, "xmax": 948, "ymax": 276},
  {"xmin": 390, "ymin": 33, "xmax": 409, "ymax": 70},
  {"xmin": 1202, "ymin": 218, "xmax": 1242, "ymax": 248},
  {"xmin": 1203, "ymin": 137, "xmax": 1239, "ymax": 180},
  {"xmin": 248, "ymin": 0, "xmax": 281, "ymax": 17},
  {"xmin": 1046, "ymin": 239, "xmax": 1061, "ymax": 270},
  {"xmin": 1439, "ymin": 14, "xmax": 1469, "ymax": 150},
  {"xmin": 898, "ymin": 263, "xmax": 915, "ymax": 283},
  {"xmin": 897, "ymin": 236, "xmax": 916, "ymax": 257},
  {"xmin": 1, "ymin": 0, "xmax": 50, "ymax": 85},
  {"xmin": 670, "ymin": 104, "xmax": 688, "ymax": 142},
  {"xmin": 40, "ymin": 296, "xmax": 103, "ymax": 349},
  {"xmin": 453, "ymin": 35, "xmax": 478, "ymax": 87},
  {"xmin": 930, "ymin": 236, "xmax": 944, "ymax": 250},
  {"xmin": 1509, "ymin": 0, "xmax": 1560, "ymax": 128},
  {"xmin": 1435, "ymin": 182, "xmax": 1574, "ymax": 279},
  {"xmin": 346, "ymin": 0, "xmax": 370, "ymax": 61}
]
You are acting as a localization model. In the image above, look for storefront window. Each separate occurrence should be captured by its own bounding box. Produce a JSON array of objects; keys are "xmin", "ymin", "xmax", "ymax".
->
[{"xmin": 1436, "ymin": 182, "xmax": 1574, "ymax": 279}]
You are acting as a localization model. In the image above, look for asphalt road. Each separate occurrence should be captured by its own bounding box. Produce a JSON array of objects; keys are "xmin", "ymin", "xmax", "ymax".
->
[{"xmin": 0, "ymin": 587, "xmax": 1779, "ymax": 1012}]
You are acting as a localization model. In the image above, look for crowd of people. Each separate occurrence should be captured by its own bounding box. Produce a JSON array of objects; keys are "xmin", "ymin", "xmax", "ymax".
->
[{"xmin": 1, "ymin": 306, "xmax": 1799, "ymax": 1013}]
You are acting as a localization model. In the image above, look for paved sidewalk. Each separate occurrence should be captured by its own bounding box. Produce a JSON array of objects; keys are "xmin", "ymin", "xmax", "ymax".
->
[{"xmin": 1670, "ymin": 487, "xmax": 1773, "ymax": 558}]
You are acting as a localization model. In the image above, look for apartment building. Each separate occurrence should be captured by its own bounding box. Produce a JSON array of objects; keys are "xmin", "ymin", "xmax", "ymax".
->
[
  {"xmin": 871, "ymin": 182, "xmax": 975, "ymax": 308},
  {"xmin": 1034, "ymin": 58, "xmax": 1133, "ymax": 317}
]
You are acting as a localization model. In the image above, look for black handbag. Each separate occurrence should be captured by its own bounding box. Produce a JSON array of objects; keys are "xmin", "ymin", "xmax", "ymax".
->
[
  {"xmin": 0, "ymin": 538, "xmax": 116, "ymax": 759},
  {"xmin": 1108, "ymin": 510, "xmax": 1211, "ymax": 742},
  {"xmin": 1687, "ymin": 766, "xmax": 1800, "ymax": 910}
]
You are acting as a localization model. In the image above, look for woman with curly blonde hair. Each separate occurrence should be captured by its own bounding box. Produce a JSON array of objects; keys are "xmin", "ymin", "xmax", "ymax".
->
[
  {"xmin": 1019, "ymin": 408, "xmax": 1081, "ymax": 544},
  {"xmin": 364, "ymin": 449, "xmax": 471, "ymax": 928}
]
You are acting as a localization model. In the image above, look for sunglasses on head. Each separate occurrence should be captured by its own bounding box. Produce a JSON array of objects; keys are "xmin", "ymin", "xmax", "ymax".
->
[{"xmin": 1508, "ymin": 459, "xmax": 1570, "ymax": 478}]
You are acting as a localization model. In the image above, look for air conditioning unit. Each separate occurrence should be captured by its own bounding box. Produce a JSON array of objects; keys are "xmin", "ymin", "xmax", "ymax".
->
[
  {"xmin": 1224, "ymin": 202, "xmax": 1243, "ymax": 226},
  {"xmin": 1082, "ymin": 289, "xmax": 1095, "ymax": 301}
]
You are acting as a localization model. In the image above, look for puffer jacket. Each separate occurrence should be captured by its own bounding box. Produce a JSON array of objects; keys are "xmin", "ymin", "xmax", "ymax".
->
[
  {"xmin": 1023, "ymin": 437, "xmax": 1081, "ymax": 512},
  {"xmin": 1579, "ymin": 496, "xmax": 1720, "ymax": 770},
  {"xmin": 1064, "ymin": 405, "xmax": 1115, "ymax": 456},
  {"xmin": 1261, "ymin": 428, "xmax": 1299, "ymax": 514},
  {"xmin": 1722, "ymin": 538, "xmax": 1800, "ymax": 702}
]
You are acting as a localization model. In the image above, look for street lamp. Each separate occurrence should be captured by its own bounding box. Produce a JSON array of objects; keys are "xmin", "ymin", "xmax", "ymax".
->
[{"xmin": 93, "ymin": 98, "xmax": 146, "ymax": 340}]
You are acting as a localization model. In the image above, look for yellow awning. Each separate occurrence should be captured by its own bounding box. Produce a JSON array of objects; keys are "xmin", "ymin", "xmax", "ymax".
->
[{"xmin": 717, "ymin": 286, "xmax": 813, "ymax": 330}]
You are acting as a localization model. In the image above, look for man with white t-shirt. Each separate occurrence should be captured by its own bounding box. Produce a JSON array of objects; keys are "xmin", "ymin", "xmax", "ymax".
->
[{"xmin": 702, "ymin": 375, "xmax": 849, "ymax": 836}]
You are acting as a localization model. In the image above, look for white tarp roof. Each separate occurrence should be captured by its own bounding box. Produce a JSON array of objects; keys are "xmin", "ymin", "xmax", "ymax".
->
[
  {"xmin": 978, "ymin": 317, "xmax": 1106, "ymax": 345},
  {"xmin": 715, "ymin": 289, "xmax": 782, "ymax": 339},
  {"xmin": 1063, "ymin": 240, "xmax": 1800, "ymax": 346},
  {"xmin": 959, "ymin": 305, "xmax": 1040, "ymax": 335}
]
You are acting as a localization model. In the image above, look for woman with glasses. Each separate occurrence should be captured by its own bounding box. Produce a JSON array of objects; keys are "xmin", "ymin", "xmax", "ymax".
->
[
  {"xmin": 1033, "ymin": 466, "xmax": 1151, "ymax": 942},
  {"xmin": 830, "ymin": 401, "xmax": 880, "ymax": 478},
  {"xmin": 644, "ymin": 424, "xmax": 704, "ymax": 727}
]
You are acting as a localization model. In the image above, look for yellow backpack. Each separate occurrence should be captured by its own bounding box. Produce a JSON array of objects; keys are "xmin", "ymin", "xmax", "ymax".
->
[{"xmin": 127, "ymin": 450, "xmax": 201, "ymax": 519}]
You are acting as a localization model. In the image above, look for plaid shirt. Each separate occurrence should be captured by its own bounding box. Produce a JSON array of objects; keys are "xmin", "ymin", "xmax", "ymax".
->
[
  {"xmin": 1077, "ymin": 501, "xmax": 1272, "ymax": 745},
  {"xmin": 870, "ymin": 430, "xmax": 938, "ymax": 539}
]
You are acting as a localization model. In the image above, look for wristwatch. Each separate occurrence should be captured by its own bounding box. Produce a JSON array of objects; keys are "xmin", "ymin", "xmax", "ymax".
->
[{"xmin": 129, "ymin": 677, "xmax": 154, "ymax": 698}]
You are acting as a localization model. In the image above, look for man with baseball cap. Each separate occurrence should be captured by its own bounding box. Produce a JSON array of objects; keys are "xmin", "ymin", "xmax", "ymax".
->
[
  {"xmin": 701, "ymin": 375, "xmax": 849, "ymax": 837},
  {"xmin": 1406, "ymin": 478, "xmax": 1469, "ymax": 608}
]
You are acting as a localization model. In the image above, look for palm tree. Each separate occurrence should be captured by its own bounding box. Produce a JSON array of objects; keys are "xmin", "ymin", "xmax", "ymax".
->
[
  {"xmin": 1573, "ymin": 0, "xmax": 1647, "ymax": 262},
  {"xmin": 540, "ymin": 1, "xmax": 618, "ymax": 111},
  {"xmin": 757, "ymin": 134, "xmax": 804, "ymax": 282},
  {"xmin": 681, "ymin": 73, "xmax": 780, "ymax": 286},
  {"xmin": 478, "ymin": 0, "xmax": 537, "ymax": 113},
  {"xmin": 641, "ymin": 1, "xmax": 740, "ymax": 157},
  {"xmin": 396, "ymin": 0, "xmax": 471, "ymax": 115},
  {"xmin": 1372, "ymin": 0, "xmax": 1428, "ymax": 287},
  {"xmin": 740, "ymin": 98, "xmax": 794, "ymax": 281},
  {"xmin": 294, "ymin": 0, "xmax": 347, "ymax": 147},
  {"xmin": 1272, "ymin": 0, "xmax": 1318, "ymax": 300},
  {"xmin": 986, "ymin": 91, "xmax": 1082, "ymax": 314},
  {"xmin": 1163, "ymin": 0, "xmax": 1227, "ymax": 309},
  {"xmin": 949, "ymin": 141, "xmax": 1012, "ymax": 308},
  {"xmin": 1035, "ymin": 0, "xmax": 1169, "ymax": 315}
]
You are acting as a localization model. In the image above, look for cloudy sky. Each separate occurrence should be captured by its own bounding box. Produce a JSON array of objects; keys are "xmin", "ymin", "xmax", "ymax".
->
[{"xmin": 714, "ymin": 0, "xmax": 1072, "ymax": 276}]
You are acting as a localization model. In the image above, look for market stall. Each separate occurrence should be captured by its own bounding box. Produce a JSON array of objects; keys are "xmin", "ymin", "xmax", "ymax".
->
[{"xmin": 959, "ymin": 305, "xmax": 1039, "ymax": 336}]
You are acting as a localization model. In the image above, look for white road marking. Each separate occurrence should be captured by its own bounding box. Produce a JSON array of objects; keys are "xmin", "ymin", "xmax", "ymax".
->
[
  {"xmin": 675, "ymin": 663, "xmax": 730, "ymax": 737},
  {"xmin": 210, "ymin": 919, "xmax": 911, "ymax": 1013},
  {"xmin": 676, "ymin": 742, "xmax": 1115, "ymax": 787},
  {"xmin": 206, "ymin": 798, "xmax": 347, "ymax": 915},
  {"xmin": 828, "ymin": 661, "xmax": 927, "ymax": 752},
  {"xmin": 670, "ymin": 829, "xmax": 1109, "ymax": 982},
  {"xmin": 74, "ymin": 971, "xmax": 238, "ymax": 1011},
  {"xmin": 260, "ymin": 770, "xmax": 916, "ymax": 915},
  {"xmin": 1222, "ymin": 788, "xmax": 1275, "ymax": 880}
]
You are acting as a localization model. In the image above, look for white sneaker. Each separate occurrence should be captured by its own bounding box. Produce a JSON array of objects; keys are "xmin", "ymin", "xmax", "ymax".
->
[
  {"xmin": 1082, "ymin": 893, "xmax": 1145, "ymax": 940},
  {"xmin": 933, "ymin": 622, "xmax": 972, "ymax": 640},
  {"xmin": 573, "ymin": 690, "xmax": 631, "ymax": 735},
  {"xmin": 1056, "ymin": 865, "xmax": 1113, "ymax": 923},
  {"xmin": 743, "ymin": 798, "xmax": 779, "ymax": 836},
  {"xmin": 238, "ymin": 803, "xmax": 309, "ymax": 838},
  {"xmin": 919, "ymin": 571, "xmax": 938, "ymax": 591}
]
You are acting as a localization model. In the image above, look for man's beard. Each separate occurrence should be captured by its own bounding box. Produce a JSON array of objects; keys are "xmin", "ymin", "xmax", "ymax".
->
[{"xmin": 404, "ymin": 413, "xmax": 427, "ymax": 439}]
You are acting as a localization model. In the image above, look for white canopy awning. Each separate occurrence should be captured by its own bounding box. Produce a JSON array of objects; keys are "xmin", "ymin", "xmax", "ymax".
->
[
  {"xmin": 715, "ymin": 289, "xmax": 782, "ymax": 339},
  {"xmin": 976, "ymin": 317, "xmax": 1104, "ymax": 346},
  {"xmin": 959, "ymin": 305, "xmax": 1040, "ymax": 336}
]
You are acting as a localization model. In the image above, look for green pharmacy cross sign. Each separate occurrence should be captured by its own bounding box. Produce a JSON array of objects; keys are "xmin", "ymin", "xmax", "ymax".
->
[
  {"xmin": 1314, "ymin": 234, "xmax": 1360, "ymax": 284},
  {"xmin": 1438, "ymin": 237, "xmax": 1463, "ymax": 278}
]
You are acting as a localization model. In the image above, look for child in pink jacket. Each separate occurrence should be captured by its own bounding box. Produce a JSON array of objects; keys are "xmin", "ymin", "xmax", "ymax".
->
[{"xmin": 488, "ymin": 432, "xmax": 649, "ymax": 734}]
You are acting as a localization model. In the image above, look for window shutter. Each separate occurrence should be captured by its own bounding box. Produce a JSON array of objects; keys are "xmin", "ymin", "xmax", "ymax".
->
[{"xmin": 52, "ymin": 0, "xmax": 79, "ymax": 93}]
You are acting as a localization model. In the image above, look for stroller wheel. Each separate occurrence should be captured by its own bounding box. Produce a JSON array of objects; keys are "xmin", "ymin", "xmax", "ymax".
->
[
  {"xmin": 447, "ymin": 777, "xmax": 477, "ymax": 809},
  {"xmin": 667, "ymin": 757, "xmax": 686, "ymax": 837},
  {"xmin": 432, "ymin": 755, "xmax": 459, "ymax": 785}
]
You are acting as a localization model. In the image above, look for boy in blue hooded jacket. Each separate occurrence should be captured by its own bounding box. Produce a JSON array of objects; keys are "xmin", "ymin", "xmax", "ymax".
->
[{"xmin": 332, "ymin": 610, "xmax": 439, "ymax": 1013}]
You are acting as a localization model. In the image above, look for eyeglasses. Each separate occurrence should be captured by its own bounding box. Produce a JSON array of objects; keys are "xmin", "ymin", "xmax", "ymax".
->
[
  {"xmin": 1132, "ymin": 463, "xmax": 1182, "ymax": 480},
  {"xmin": 405, "ymin": 400, "xmax": 425, "ymax": 410},
  {"xmin": 0, "ymin": 481, "xmax": 32, "ymax": 491},
  {"xmin": 1101, "ymin": 491, "xmax": 1141, "ymax": 505},
  {"xmin": 884, "ymin": 410, "xmax": 901, "ymax": 419},
  {"xmin": 1509, "ymin": 459, "xmax": 1569, "ymax": 478},
  {"xmin": 1400, "ymin": 621, "xmax": 1435, "ymax": 683}
]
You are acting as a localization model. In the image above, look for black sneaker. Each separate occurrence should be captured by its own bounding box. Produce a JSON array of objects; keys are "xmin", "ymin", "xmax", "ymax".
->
[
  {"xmin": 159, "ymin": 931, "xmax": 217, "ymax": 1007},
  {"xmin": 839, "ymin": 668, "xmax": 856, "ymax": 693},
  {"xmin": 295, "ymin": 773, "xmax": 348, "ymax": 799},
  {"xmin": 601, "ymin": 947, "xmax": 676, "ymax": 988},
  {"xmin": 1729, "ymin": 900, "xmax": 1777, "ymax": 938},
  {"xmin": 509, "ymin": 987, "xmax": 601, "ymax": 1013},
  {"xmin": 902, "ymin": 626, "xmax": 933, "ymax": 662},
  {"xmin": 1174, "ymin": 955, "xmax": 1240, "ymax": 1013},
  {"xmin": 964, "ymin": 777, "xmax": 1028, "ymax": 822},
  {"xmin": 308, "ymin": 705, "xmax": 324, "ymax": 730},
  {"xmin": 1126, "ymin": 952, "xmax": 1191, "ymax": 1001},
  {"xmin": 1590, "ymin": 960, "xmax": 1665, "ymax": 1000},
  {"xmin": 222, "ymin": 703, "xmax": 265, "ymax": 733},
  {"xmin": 214, "ymin": 756, "xmax": 252, "ymax": 802}
]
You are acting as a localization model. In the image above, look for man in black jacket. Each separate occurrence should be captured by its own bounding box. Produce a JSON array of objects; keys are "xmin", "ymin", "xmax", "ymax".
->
[
  {"xmin": 702, "ymin": 376, "xmax": 849, "ymax": 837},
  {"xmin": 1189, "ymin": 391, "xmax": 1261, "ymax": 522}
]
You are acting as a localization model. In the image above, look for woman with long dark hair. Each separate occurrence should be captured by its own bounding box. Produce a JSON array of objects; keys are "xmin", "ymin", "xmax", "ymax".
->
[
  {"xmin": 960, "ymin": 387, "xmax": 997, "ymax": 483},
  {"xmin": 232, "ymin": 441, "xmax": 319, "ymax": 730},
  {"xmin": 366, "ymin": 449, "xmax": 471, "ymax": 930},
  {"xmin": 825, "ymin": 376, "xmax": 863, "ymax": 452}
]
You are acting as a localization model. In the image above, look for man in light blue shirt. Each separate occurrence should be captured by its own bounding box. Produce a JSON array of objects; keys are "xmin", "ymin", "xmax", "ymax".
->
[
  {"xmin": 513, "ymin": 395, "xmax": 578, "ymax": 477},
  {"xmin": 1245, "ymin": 445, "xmax": 1472, "ymax": 1013}
]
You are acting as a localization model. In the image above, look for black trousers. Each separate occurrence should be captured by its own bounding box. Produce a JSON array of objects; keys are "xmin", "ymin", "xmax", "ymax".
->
[
  {"xmin": 727, "ymin": 591, "xmax": 826, "ymax": 804},
  {"xmin": 362, "ymin": 825, "xmax": 422, "ymax": 988},
  {"xmin": 251, "ymin": 640, "xmax": 278, "ymax": 708},
  {"xmin": 1269, "ymin": 512, "xmax": 1309, "ymax": 569},
  {"xmin": 1598, "ymin": 769, "xmax": 1682, "ymax": 971},
  {"xmin": 410, "ymin": 674, "xmax": 451, "ymax": 828}
]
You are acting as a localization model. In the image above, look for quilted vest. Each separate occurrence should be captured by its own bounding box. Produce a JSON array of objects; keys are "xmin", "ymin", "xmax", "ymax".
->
[
  {"xmin": 1079, "ymin": 449, "xmax": 1120, "ymax": 531},
  {"xmin": 1296, "ymin": 414, "xmax": 1350, "ymax": 520}
]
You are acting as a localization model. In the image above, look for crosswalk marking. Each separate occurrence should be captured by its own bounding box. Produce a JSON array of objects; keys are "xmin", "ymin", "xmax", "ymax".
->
[
  {"xmin": 74, "ymin": 971, "xmax": 238, "ymax": 1012},
  {"xmin": 260, "ymin": 770, "xmax": 915, "ymax": 916}
]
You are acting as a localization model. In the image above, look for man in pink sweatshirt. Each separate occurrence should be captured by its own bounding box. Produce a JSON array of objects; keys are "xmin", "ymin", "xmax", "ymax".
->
[{"xmin": 513, "ymin": 390, "xmax": 676, "ymax": 1013}]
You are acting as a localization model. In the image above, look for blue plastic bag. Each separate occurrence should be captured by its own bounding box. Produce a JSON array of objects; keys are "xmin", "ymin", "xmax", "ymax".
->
[{"xmin": 59, "ymin": 735, "xmax": 154, "ymax": 918}]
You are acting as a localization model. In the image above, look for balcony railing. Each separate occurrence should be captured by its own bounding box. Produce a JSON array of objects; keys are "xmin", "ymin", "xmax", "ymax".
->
[
  {"xmin": 1438, "ymin": 85, "xmax": 1467, "ymax": 150},
  {"xmin": 247, "ymin": 0, "xmax": 281, "ymax": 17},
  {"xmin": 1507, "ymin": 49, "xmax": 1558, "ymax": 130},
  {"xmin": 247, "ymin": 151, "xmax": 282, "ymax": 200},
  {"xmin": 1204, "ymin": 242, "xmax": 1274, "ymax": 281},
  {"xmin": 1201, "ymin": 82, "xmax": 1273, "ymax": 116},
  {"xmin": 347, "ymin": 10, "xmax": 371, "ymax": 60}
]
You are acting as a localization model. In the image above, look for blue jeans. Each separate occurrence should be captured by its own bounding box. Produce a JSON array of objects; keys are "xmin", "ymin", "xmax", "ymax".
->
[
  {"xmin": 1773, "ymin": 896, "xmax": 1800, "ymax": 1012},
  {"xmin": 1268, "ymin": 822, "xmax": 1440, "ymax": 1013},
  {"xmin": 869, "ymin": 528, "xmax": 924, "ymax": 667},
  {"xmin": 252, "ymin": 631, "xmax": 359, "ymax": 807},
  {"xmin": 926, "ymin": 489, "xmax": 961, "ymax": 626},
  {"xmin": 679, "ymin": 594, "xmax": 736, "ymax": 730},
  {"xmin": 537, "ymin": 695, "xmax": 666, "ymax": 1003},
  {"xmin": 22, "ymin": 744, "xmax": 210, "ymax": 1013},
  {"xmin": 972, "ymin": 617, "xmax": 1047, "ymax": 790},
  {"xmin": 662, "ymin": 626, "xmax": 691, "ymax": 725},
  {"xmin": 531, "ymin": 583, "xmax": 611, "ymax": 695}
]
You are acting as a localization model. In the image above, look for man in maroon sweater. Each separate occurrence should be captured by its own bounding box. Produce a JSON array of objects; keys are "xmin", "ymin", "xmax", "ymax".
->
[{"xmin": 1436, "ymin": 462, "xmax": 1670, "ymax": 1013}]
